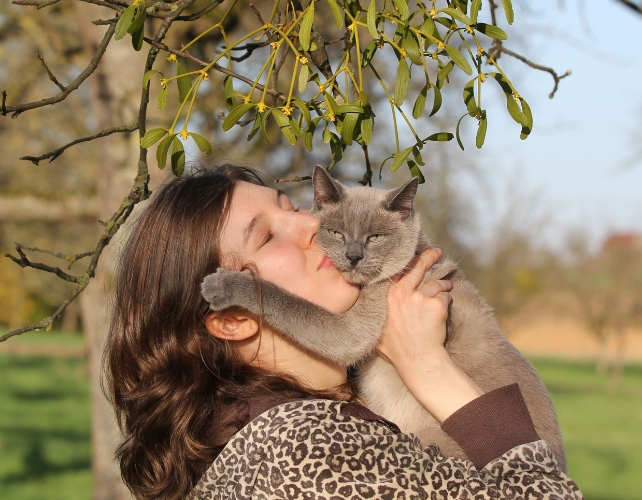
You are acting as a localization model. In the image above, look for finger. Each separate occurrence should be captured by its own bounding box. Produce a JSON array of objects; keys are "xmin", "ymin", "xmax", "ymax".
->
[
  {"xmin": 418, "ymin": 279, "xmax": 453, "ymax": 298},
  {"xmin": 396, "ymin": 248, "xmax": 442, "ymax": 289}
]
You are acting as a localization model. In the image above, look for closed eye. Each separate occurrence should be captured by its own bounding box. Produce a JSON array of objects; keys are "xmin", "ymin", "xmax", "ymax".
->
[
  {"xmin": 328, "ymin": 229, "xmax": 345, "ymax": 240},
  {"xmin": 259, "ymin": 231, "xmax": 273, "ymax": 248}
]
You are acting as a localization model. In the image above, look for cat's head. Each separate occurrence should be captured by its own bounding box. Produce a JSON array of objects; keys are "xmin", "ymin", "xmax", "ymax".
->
[{"xmin": 311, "ymin": 166, "xmax": 422, "ymax": 286}]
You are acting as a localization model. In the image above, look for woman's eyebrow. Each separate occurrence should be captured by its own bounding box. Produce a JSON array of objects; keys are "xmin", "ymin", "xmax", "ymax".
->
[{"xmin": 242, "ymin": 190, "xmax": 285, "ymax": 247}]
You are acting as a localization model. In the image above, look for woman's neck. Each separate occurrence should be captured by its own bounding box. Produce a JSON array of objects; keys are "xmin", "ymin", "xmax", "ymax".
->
[{"xmin": 238, "ymin": 327, "xmax": 348, "ymax": 392}]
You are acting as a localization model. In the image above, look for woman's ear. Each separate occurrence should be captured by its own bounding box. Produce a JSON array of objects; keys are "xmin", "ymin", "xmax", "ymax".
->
[{"xmin": 205, "ymin": 309, "xmax": 260, "ymax": 341}]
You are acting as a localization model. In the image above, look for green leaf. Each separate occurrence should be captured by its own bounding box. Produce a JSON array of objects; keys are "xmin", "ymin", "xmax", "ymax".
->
[
  {"xmin": 501, "ymin": 0, "xmax": 514, "ymax": 24},
  {"xmin": 420, "ymin": 17, "xmax": 441, "ymax": 43},
  {"xmin": 520, "ymin": 99, "xmax": 533, "ymax": 139},
  {"xmin": 222, "ymin": 103, "xmax": 255, "ymax": 131},
  {"xmin": 470, "ymin": 0, "xmax": 482, "ymax": 23},
  {"xmin": 455, "ymin": 113, "xmax": 468, "ymax": 151},
  {"xmin": 360, "ymin": 116, "xmax": 373, "ymax": 145},
  {"xmin": 140, "ymin": 128, "xmax": 167, "ymax": 148},
  {"xmin": 289, "ymin": 116, "xmax": 303, "ymax": 137},
  {"xmin": 402, "ymin": 35, "xmax": 422, "ymax": 65},
  {"xmin": 156, "ymin": 134, "xmax": 175, "ymax": 170},
  {"xmin": 171, "ymin": 137, "xmax": 185, "ymax": 177},
  {"xmin": 358, "ymin": 91, "xmax": 369, "ymax": 107},
  {"xmin": 298, "ymin": 63, "xmax": 309, "ymax": 93},
  {"xmin": 176, "ymin": 62, "xmax": 192, "ymax": 103},
  {"xmin": 341, "ymin": 112, "xmax": 359, "ymax": 146},
  {"xmin": 127, "ymin": 7, "xmax": 146, "ymax": 33},
  {"xmin": 445, "ymin": 44, "xmax": 473, "ymax": 75},
  {"xmin": 394, "ymin": 57, "xmax": 410, "ymax": 105},
  {"xmin": 131, "ymin": 25, "xmax": 144, "ymax": 51},
  {"xmin": 367, "ymin": 0, "xmax": 379, "ymax": 40},
  {"xmin": 292, "ymin": 98, "xmax": 312, "ymax": 126},
  {"xmin": 392, "ymin": 0, "xmax": 410, "ymax": 20},
  {"xmin": 336, "ymin": 104, "xmax": 364, "ymax": 114},
  {"xmin": 412, "ymin": 146, "xmax": 425, "ymax": 166},
  {"xmin": 326, "ymin": 0, "xmax": 343, "ymax": 28},
  {"xmin": 476, "ymin": 112, "xmax": 487, "ymax": 149},
  {"xmin": 271, "ymin": 109, "xmax": 297, "ymax": 145},
  {"xmin": 115, "ymin": 5, "xmax": 136, "ymax": 41},
  {"xmin": 506, "ymin": 95, "xmax": 528, "ymax": 126},
  {"xmin": 438, "ymin": 8, "xmax": 473, "ymax": 25},
  {"xmin": 223, "ymin": 76, "xmax": 241, "ymax": 112},
  {"xmin": 413, "ymin": 85, "xmax": 428, "ymax": 119},
  {"xmin": 329, "ymin": 133, "xmax": 343, "ymax": 162},
  {"xmin": 158, "ymin": 85, "xmax": 168, "ymax": 111},
  {"xmin": 323, "ymin": 124, "xmax": 332, "ymax": 144},
  {"xmin": 247, "ymin": 113, "xmax": 263, "ymax": 141},
  {"xmin": 425, "ymin": 132, "xmax": 453, "ymax": 141},
  {"xmin": 299, "ymin": 2, "xmax": 315, "ymax": 51},
  {"xmin": 361, "ymin": 40, "xmax": 378, "ymax": 67},
  {"xmin": 408, "ymin": 160, "xmax": 425, "ymax": 184},
  {"xmin": 457, "ymin": 0, "xmax": 469, "ymax": 14},
  {"xmin": 436, "ymin": 60, "xmax": 454, "ymax": 88},
  {"xmin": 430, "ymin": 85, "xmax": 442, "ymax": 116},
  {"xmin": 434, "ymin": 16, "xmax": 456, "ymax": 29},
  {"xmin": 143, "ymin": 70, "xmax": 159, "ymax": 89},
  {"xmin": 189, "ymin": 132, "xmax": 212, "ymax": 156},
  {"xmin": 304, "ymin": 119, "xmax": 317, "ymax": 151},
  {"xmin": 390, "ymin": 146, "xmax": 413, "ymax": 172},
  {"xmin": 463, "ymin": 78, "xmax": 477, "ymax": 114},
  {"xmin": 476, "ymin": 23, "xmax": 508, "ymax": 40},
  {"xmin": 324, "ymin": 93, "xmax": 339, "ymax": 114}
]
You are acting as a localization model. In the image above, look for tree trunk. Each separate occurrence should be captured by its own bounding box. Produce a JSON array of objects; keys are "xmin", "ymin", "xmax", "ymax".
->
[
  {"xmin": 76, "ymin": 4, "xmax": 146, "ymax": 498},
  {"xmin": 595, "ymin": 333, "xmax": 610, "ymax": 376},
  {"xmin": 608, "ymin": 328, "xmax": 627, "ymax": 393}
]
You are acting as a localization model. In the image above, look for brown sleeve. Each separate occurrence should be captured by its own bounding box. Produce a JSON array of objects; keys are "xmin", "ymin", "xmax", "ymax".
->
[{"xmin": 440, "ymin": 383, "xmax": 540, "ymax": 470}]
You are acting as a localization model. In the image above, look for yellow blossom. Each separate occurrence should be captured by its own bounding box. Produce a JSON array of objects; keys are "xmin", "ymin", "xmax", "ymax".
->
[
  {"xmin": 389, "ymin": 98, "xmax": 396, "ymax": 105},
  {"xmin": 282, "ymin": 105, "xmax": 293, "ymax": 116},
  {"xmin": 180, "ymin": 130, "xmax": 188, "ymax": 140},
  {"xmin": 167, "ymin": 54, "xmax": 177, "ymax": 62},
  {"xmin": 399, "ymin": 48, "xmax": 407, "ymax": 58},
  {"xmin": 479, "ymin": 73, "xmax": 486, "ymax": 83},
  {"xmin": 430, "ymin": 9, "xmax": 437, "ymax": 19},
  {"xmin": 243, "ymin": 96, "xmax": 251, "ymax": 104},
  {"xmin": 318, "ymin": 84, "xmax": 326, "ymax": 93},
  {"xmin": 431, "ymin": 52, "xmax": 438, "ymax": 60},
  {"xmin": 299, "ymin": 56, "xmax": 308, "ymax": 65},
  {"xmin": 328, "ymin": 112, "xmax": 336, "ymax": 122},
  {"xmin": 347, "ymin": 23, "xmax": 355, "ymax": 31},
  {"xmin": 465, "ymin": 25, "xmax": 474, "ymax": 34},
  {"xmin": 199, "ymin": 70, "xmax": 209, "ymax": 81},
  {"xmin": 257, "ymin": 101, "xmax": 267, "ymax": 113},
  {"xmin": 513, "ymin": 92, "xmax": 521, "ymax": 101},
  {"xmin": 477, "ymin": 47, "xmax": 485, "ymax": 57},
  {"xmin": 160, "ymin": 78, "xmax": 169, "ymax": 86},
  {"xmin": 437, "ymin": 42, "xmax": 445, "ymax": 51},
  {"xmin": 390, "ymin": 19, "xmax": 397, "ymax": 25}
]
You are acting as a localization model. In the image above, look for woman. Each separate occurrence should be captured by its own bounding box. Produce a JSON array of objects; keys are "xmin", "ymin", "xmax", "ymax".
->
[{"xmin": 105, "ymin": 165, "xmax": 583, "ymax": 500}]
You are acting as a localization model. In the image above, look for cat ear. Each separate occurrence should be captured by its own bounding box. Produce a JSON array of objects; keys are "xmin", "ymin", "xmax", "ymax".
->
[
  {"xmin": 386, "ymin": 177, "xmax": 418, "ymax": 218},
  {"xmin": 313, "ymin": 165, "xmax": 346, "ymax": 206}
]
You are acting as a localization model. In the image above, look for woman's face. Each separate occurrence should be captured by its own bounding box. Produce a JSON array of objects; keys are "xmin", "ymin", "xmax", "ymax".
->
[{"xmin": 219, "ymin": 181, "xmax": 360, "ymax": 314}]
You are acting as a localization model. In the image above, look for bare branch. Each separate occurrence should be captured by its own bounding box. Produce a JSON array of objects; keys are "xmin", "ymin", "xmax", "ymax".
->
[
  {"xmin": 2, "ymin": 23, "xmax": 116, "ymax": 118},
  {"xmin": 5, "ymin": 244, "xmax": 80, "ymax": 283},
  {"xmin": 177, "ymin": 0, "xmax": 224, "ymax": 21},
  {"xmin": 12, "ymin": 0, "xmax": 60, "ymax": 9},
  {"xmin": 17, "ymin": 245, "xmax": 95, "ymax": 269},
  {"xmin": 274, "ymin": 175, "xmax": 312, "ymax": 183},
  {"xmin": 496, "ymin": 46, "xmax": 571, "ymax": 98},
  {"xmin": 1, "ymin": 90, "xmax": 6, "ymax": 116},
  {"xmin": 359, "ymin": 144, "xmax": 372, "ymax": 186},
  {"xmin": 615, "ymin": 0, "xmax": 642, "ymax": 15},
  {"xmin": 37, "ymin": 54, "xmax": 66, "ymax": 91},
  {"xmin": 21, "ymin": 123, "xmax": 138, "ymax": 165}
]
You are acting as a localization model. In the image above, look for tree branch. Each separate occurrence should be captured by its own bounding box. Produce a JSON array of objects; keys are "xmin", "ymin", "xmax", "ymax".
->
[
  {"xmin": 17, "ymin": 245, "xmax": 94, "ymax": 269},
  {"xmin": 2, "ymin": 23, "xmax": 116, "ymax": 118},
  {"xmin": 615, "ymin": 0, "xmax": 642, "ymax": 15},
  {"xmin": 274, "ymin": 175, "xmax": 312, "ymax": 183},
  {"xmin": 37, "ymin": 53, "xmax": 66, "ymax": 91},
  {"xmin": 176, "ymin": 0, "xmax": 224, "ymax": 21},
  {"xmin": 12, "ymin": 0, "xmax": 60, "ymax": 9},
  {"xmin": 5, "ymin": 244, "xmax": 80, "ymax": 283},
  {"xmin": 495, "ymin": 46, "xmax": 571, "ymax": 98},
  {"xmin": 21, "ymin": 123, "xmax": 138, "ymax": 165}
]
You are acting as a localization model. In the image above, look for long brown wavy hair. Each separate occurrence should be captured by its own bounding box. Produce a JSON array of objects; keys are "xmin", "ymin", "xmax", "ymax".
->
[{"xmin": 104, "ymin": 165, "xmax": 356, "ymax": 500}]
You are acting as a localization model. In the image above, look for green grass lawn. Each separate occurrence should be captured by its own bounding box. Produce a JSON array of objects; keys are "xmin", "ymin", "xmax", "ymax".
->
[{"xmin": 0, "ymin": 331, "xmax": 641, "ymax": 499}]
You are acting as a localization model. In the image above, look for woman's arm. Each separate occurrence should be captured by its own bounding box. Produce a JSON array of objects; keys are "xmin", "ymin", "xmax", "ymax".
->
[{"xmin": 376, "ymin": 247, "xmax": 485, "ymax": 422}]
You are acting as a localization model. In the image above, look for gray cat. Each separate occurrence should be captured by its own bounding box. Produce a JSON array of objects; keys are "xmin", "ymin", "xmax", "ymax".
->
[{"xmin": 201, "ymin": 166, "xmax": 566, "ymax": 470}]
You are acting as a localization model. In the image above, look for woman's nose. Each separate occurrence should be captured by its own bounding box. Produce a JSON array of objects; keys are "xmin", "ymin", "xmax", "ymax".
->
[{"xmin": 292, "ymin": 212, "xmax": 320, "ymax": 247}]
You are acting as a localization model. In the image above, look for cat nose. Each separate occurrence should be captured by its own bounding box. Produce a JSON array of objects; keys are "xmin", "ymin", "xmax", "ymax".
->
[{"xmin": 346, "ymin": 253, "xmax": 363, "ymax": 266}]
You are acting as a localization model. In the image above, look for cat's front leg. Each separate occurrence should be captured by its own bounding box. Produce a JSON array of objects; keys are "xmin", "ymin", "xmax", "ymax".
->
[{"xmin": 201, "ymin": 269, "xmax": 379, "ymax": 366}]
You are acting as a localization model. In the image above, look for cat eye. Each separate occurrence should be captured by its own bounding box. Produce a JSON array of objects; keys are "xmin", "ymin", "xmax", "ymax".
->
[
  {"xmin": 367, "ymin": 234, "xmax": 385, "ymax": 242},
  {"xmin": 328, "ymin": 229, "xmax": 345, "ymax": 240}
]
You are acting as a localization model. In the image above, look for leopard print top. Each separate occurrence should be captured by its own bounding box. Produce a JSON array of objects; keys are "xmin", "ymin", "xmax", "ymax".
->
[{"xmin": 187, "ymin": 400, "xmax": 583, "ymax": 500}]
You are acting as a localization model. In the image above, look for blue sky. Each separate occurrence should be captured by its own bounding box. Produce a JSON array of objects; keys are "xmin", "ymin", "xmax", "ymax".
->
[{"xmin": 470, "ymin": 0, "xmax": 642, "ymax": 249}]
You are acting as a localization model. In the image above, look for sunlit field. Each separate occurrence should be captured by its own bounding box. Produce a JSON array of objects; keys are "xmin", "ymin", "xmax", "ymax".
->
[{"xmin": 1, "ymin": 332, "xmax": 640, "ymax": 499}]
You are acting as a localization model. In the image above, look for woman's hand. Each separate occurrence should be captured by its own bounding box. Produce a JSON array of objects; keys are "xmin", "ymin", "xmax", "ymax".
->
[{"xmin": 377, "ymin": 248, "xmax": 484, "ymax": 423}]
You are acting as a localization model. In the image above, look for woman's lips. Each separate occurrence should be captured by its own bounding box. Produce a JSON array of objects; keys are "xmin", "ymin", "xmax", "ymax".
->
[{"xmin": 318, "ymin": 255, "xmax": 335, "ymax": 270}]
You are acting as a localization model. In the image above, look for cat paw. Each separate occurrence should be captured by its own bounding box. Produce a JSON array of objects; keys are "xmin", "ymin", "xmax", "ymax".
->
[{"xmin": 201, "ymin": 268, "xmax": 256, "ymax": 312}]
